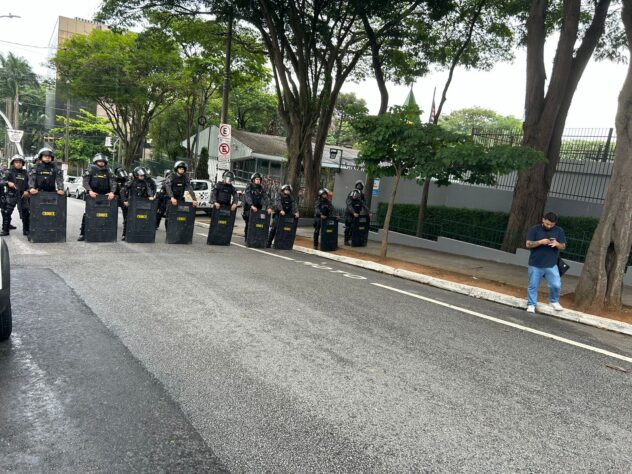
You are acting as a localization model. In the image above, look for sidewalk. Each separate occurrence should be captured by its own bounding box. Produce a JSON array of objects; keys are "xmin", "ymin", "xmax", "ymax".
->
[{"xmin": 195, "ymin": 215, "xmax": 632, "ymax": 335}]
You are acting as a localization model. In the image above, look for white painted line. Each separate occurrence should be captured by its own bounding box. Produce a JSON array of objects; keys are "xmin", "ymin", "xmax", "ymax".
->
[
  {"xmin": 231, "ymin": 242, "xmax": 296, "ymax": 261},
  {"xmin": 373, "ymin": 282, "xmax": 632, "ymax": 364}
]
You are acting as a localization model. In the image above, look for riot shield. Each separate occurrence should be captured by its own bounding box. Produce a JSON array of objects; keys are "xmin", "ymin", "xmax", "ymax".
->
[
  {"xmin": 166, "ymin": 202, "xmax": 195, "ymax": 244},
  {"xmin": 320, "ymin": 216, "xmax": 338, "ymax": 252},
  {"xmin": 85, "ymin": 195, "xmax": 118, "ymax": 242},
  {"xmin": 246, "ymin": 211, "xmax": 270, "ymax": 248},
  {"xmin": 272, "ymin": 215, "xmax": 298, "ymax": 250},
  {"xmin": 126, "ymin": 197, "xmax": 157, "ymax": 243},
  {"xmin": 29, "ymin": 192, "xmax": 67, "ymax": 243},
  {"xmin": 206, "ymin": 206, "xmax": 236, "ymax": 245},
  {"xmin": 351, "ymin": 215, "xmax": 370, "ymax": 247}
]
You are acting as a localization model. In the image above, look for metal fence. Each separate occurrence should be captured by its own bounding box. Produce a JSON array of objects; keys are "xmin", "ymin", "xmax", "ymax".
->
[{"xmin": 470, "ymin": 127, "xmax": 616, "ymax": 203}]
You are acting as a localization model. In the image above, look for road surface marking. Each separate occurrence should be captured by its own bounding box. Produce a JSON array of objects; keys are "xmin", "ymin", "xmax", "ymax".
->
[
  {"xmin": 230, "ymin": 241, "xmax": 296, "ymax": 261},
  {"xmin": 373, "ymin": 282, "xmax": 632, "ymax": 364}
]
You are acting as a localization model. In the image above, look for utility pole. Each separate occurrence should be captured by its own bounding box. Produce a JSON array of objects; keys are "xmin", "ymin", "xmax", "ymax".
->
[
  {"xmin": 220, "ymin": 9, "xmax": 234, "ymax": 125},
  {"xmin": 64, "ymin": 98, "xmax": 70, "ymax": 162}
]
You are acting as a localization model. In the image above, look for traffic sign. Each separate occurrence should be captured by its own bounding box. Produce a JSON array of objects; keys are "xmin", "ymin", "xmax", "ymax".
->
[
  {"xmin": 218, "ymin": 141, "xmax": 231, "ymax": 155},
  {"xmin": 7, "ymin": 129, "xmax": 23, "ymax": 143},
  {"xmin": 219, "ymin": 123, "xmax": 231, "ymax": 139}
]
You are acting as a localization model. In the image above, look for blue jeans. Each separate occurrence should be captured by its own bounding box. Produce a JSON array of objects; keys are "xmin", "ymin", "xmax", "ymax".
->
[{"xmin": 527, "ymin": 265, "xmax": 561, "ymax": 306}]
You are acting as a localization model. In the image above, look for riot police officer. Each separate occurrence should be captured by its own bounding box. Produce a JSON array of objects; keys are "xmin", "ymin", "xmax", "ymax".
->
[
  {"xmin": 243, "ymin": 172, "xmax": 271, "ymax": 239},
  {"xmin": 155, "ymin": 169, "xmax": 171, "ymax": 229},
  {"xmin": 351, "ymin": 180, "xmax": 366, "ymax": 203},
  {"xmin": 1, "ymin": 155, "xmax": 30, "ymax": 236},
  {"xmin": 313, "ymin": 188, "xmax": 334, "ymax": 250},
  {"xmin": 163, "ymin": 161, "xmax": 197, "ymax": 228},
  {"xmin": 120, "ymin": 166, "xmax": 155, "ymax": 240},
  {"xmin": 114, "ymin": 167, "xmax": 128, "ymax": 209},
  {"xmin": 267, "ymin": 184, "xmax": 299, "ymax": 248},
  {"xmin": 77, "ymin": 153, "xmax": 116, "ymax": 241},
  {"xmin": 212, "ymin": 170, "xmax": 238, "ymax": 211},
  {"xmin": 28, "ymin": 148, "xmax": 65, "ymax": 196},
  {"xmin": 344, "ymin": 189, "xmax": 369, "ymax": 245}
]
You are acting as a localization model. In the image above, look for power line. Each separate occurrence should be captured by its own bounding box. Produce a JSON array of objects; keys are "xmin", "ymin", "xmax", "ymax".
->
[{"xmin": 0, "ymin": 39, "xmax": 52, "ymax": 50}]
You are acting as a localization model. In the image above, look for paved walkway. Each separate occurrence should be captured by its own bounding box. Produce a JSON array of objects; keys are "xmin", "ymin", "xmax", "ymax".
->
[{"xmin": 195, "ymin": 214, "xmax": 632, "ymax": 308}]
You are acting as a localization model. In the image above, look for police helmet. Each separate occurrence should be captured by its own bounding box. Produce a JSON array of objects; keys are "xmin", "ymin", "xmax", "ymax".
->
[
  {"xmin": 222, "ymin": 170, "xmax": 235, "ymax": 183},
  {"xmin": 92, "ymin": 153, "xmax": 108, "ymax": 165},
  {"xmin": 281, "ymin": 184, "xmax": 292, "ymax": 193},
  {"xmin": 9, "ymin": 155, "xmax": 25, "ymax": 167},
  {"xmin": 350, "ymin": 189, "xmax": 361, "ymax": 200},
  {"xmin": 250, "ymin": 172, "xmax": 262, "ymax": 182},
  {"xmin": 36, "ymin": 147, "xmax": 55, "ymax": 160},
  {"xmin": 318, "ymin": 188, "xmax": 330, "ymax": 198},
  {"xmin": 163, "ymin": 169, "xmax": 171, "ymax": 178},
  {"xmin": 173, "ymin": 160, "xmax": 188, "ymax": 172},
  {"xmin": 354, "ymin": 180, "xmax": 364, "ymax": 191},
  {"xmin": 114, "ymin": 167, "xmax": 127, "ymax": 180},
  {"xmin": 133, "ymin": 166, "xmax": 147, "ymax": 178}
]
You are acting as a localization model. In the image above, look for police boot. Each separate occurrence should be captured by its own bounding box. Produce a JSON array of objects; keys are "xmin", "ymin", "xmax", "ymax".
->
[
  {"xmin": 0, "ymin": 220, "xmax": 9, "ymax": 236},
  {"xmin": 22, "ymin": 216, "xmax": 29, "ymax": 236},
  {"xmin": 8, "ymin": 224, "xmax": 16, "ymax": 230}
]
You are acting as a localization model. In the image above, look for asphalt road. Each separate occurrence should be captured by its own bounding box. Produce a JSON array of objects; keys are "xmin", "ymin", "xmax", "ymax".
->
[{"xmin": 1, "ymin": 198, "xmax": 631, "ymax": 473}]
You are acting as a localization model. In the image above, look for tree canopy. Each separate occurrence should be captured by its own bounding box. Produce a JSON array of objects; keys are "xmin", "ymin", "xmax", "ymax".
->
[{"xmin": 52, "ymin": 29, "xmax": 182, "ymax": 168}]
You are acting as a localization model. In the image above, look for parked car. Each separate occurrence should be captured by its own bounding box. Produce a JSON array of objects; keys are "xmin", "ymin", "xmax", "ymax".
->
[
  {"xmin": 76, "ymin": 183, "xmax": 86, "ymax": 200},
  {"xmin": 64, "ymin": 176, "xmax": 83, "ymax": 198},
  {"xmin": 185, "ymin": 179, "xmax": 214, "ymax": 215}
]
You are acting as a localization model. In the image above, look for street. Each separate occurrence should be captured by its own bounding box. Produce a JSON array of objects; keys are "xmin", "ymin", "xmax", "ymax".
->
[{"xmin": 1, "ymin": 198, "xmax": 632, "ymax": 472}]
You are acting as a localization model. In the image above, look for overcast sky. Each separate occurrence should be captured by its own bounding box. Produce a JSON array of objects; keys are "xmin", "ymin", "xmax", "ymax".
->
[{"xmin": 1, "ymin": 0, "xmax": 627, "ymax": 129}]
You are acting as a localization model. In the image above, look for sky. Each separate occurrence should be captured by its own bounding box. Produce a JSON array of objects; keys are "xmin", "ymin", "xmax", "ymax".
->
[{"xmin": 0, "ymin": 0, "xmax": 628, "ymax": 129}]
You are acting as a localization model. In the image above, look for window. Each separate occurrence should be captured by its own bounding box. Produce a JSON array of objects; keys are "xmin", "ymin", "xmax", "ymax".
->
[{"xmin": 191, "ymin": 181, "xmax": 208, "ymax": 191}]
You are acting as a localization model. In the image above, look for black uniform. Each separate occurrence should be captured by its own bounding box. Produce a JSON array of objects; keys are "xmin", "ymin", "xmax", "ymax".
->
[
  {"xmin": 120, "ymin": 178, "xmax": 154, "ymax": 237},
  {"xmin": 313, "ymin": 197, "xmax": 335, "ymax": 247},
  {"xmin": 212, "ymin": 181, "xmax": 238, "ymax": 207},
  {"xmin": 3, "ymin": 166, "xmax": 30, "ymax": 234},
  {"xmin": 267, "ymin": 193, "xmax": 298, "ymax": 247},
  {"xmin": 163, "ymin": 172, "xmax": 196, "ymax": 229},
  {"xmin": 79, "ymin": 165, "xmax": 117, "ymax": 236},
  {"xmin": 115, "ymin": 175, "xmax": 128, "ymax": 209},
  {"xmin": 243, "ymin": 183, "xmax": 270, "ymax": 238},
  {"xmin": 28, "ymin": 161, "xmax": 64, "ymax": 193},
  {"xmin": 344, "ymin": 194, "xmax": 369, "ymax": 244},
  {"xmin": 155, "ymin": 174, "xmax": 169, "ymax": 229}
]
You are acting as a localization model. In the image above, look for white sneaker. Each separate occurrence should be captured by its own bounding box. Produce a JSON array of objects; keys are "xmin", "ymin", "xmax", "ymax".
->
[
  {"xmin": 526, "ymin": 305, "xmax": 536, "ymax": 313},
  {"xmin": 551, "ymin": 302, "xmax": 564, "ymax": 311}
]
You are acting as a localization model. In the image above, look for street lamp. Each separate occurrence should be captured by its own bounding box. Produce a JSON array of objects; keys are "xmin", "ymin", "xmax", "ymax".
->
[{"xmin": 329, "ymin": 147, "xmax": 343, "ymax": 173}]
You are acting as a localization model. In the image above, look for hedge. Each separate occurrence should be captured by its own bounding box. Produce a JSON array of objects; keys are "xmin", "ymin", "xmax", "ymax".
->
[{"xmin": 375, "ymin": 203, "xmax": 630, "ymax": 264}]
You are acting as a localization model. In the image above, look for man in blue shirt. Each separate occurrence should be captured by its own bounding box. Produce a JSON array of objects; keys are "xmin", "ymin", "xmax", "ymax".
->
[{"xmin": 525, "ymin": 212, "xmax": 567, "ymax": 314}]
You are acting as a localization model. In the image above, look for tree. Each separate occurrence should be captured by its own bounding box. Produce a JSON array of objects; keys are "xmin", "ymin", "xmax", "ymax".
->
[
  {"xmin": 574, "ymin": 1, "xmax": 632, "ymax": 312},
  {"xmin": 151, "ymin": 15, "xmax": 269, "ymax": 165},
  {"xmin": 440, "ymin": 107, "xmax": 522, "ymax": 134},
  {"xmin": 329, "ymin": 92, "xmax": 368, "ymax": 146},
  {"xmin": 197, "ymin": 147, "xmax": 210, "ymax": 179},
  {"xmin": 353, "ymin": 106, "xmax": 450, "ymax": 257},
  {"xmin": 52, "ymin": 29, "xmax": 182, "ymax": 168},
  {"xmin": 501, "ymin": 0, "xmax": 619, "ymax": 252},
  {"xmin": 231, "ymin": 82, "xmax": 279, "ymax": 133},
  {"xmin": 0, "ymin": 53, "xmax": 39, "ymax": 156},
  {"xmin": 51, "ymin": 109, "xmax": 112, "ymax": 174}
]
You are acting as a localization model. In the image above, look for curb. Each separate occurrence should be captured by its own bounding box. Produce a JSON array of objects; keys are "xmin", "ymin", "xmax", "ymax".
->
[
  {"xmin": 291, "ymin": 245, "xmax": 632, "ymax": 337},
  {"xmin": 193, "ymin": 221, "xmax": 632, "ymax": 337}
]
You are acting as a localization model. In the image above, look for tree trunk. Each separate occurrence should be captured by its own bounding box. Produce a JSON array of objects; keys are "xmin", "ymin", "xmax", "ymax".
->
[
  {"xmin": 361, "ymin": 10, "xmax": 389, "ymax": 212},
  {"xmin": 501, "ymin": 0, "xmax": 611, "ymax": 252},
  {"xmin": 415, "ymin": 179, "xmax": 431, "ymax": 237},
  {"xmin": 381, "ymin": 167, "xmax": 402, "ymax": 258},
  {"xmin": 575, "ymin": 1, "xmax": 632, "ymax": 311}
]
